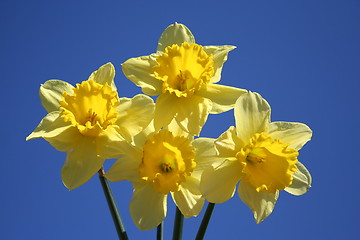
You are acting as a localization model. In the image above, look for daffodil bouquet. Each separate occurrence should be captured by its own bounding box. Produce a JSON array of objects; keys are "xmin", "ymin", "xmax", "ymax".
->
[{"xmin": 27, "ymin": 23, "xmax": 312, "ymax": 239}]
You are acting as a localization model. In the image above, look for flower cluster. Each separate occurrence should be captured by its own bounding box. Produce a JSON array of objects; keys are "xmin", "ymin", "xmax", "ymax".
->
[{"xmin": 27, "ymin": 23, "xmax": 312, "ymax": 232}]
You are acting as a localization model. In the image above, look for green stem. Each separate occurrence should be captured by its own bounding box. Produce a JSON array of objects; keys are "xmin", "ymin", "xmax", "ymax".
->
[
  {"xmin": 195, "ymin": 203, "xmax": 215, "ymax": 240},
  {"xmin": 98, "ymin": 169, "xmax": 128, "ymax": 240},
  {"xmin": 157, "ymin": 222, "xmax": 163, "ymax": 240},
  {"xmin": 172, "ymin": 207, "xmax": 184, "ymax": 240}
]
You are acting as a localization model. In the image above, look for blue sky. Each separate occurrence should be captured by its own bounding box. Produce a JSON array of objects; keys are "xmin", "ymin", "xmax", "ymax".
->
[{"xmin": 1, "ymin": 0, "xmax": 359, "ymax": 239}]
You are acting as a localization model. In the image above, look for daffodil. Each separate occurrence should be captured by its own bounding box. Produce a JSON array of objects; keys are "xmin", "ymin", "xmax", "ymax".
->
[
  {"xmin": 105, "ymin": 121, "xmax": 214, "ymax": 230},
  {"xmin": 122, "ymin": 23, "xmax": 247, "ymax": 136},
  {"xmin": 199, "ymin": 92, "xmax": 312, "ymax": 223},
  {"xmin": 26, "ymin": 63, "xmax": 155, "ymax": 190}
]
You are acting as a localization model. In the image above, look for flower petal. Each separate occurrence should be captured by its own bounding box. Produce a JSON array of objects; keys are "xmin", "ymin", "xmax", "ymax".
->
[
  {"xmin": 133, "ymin": 121, "xmax": 156, "ymax": 147},
  {"xmin": 167, "ymin": 119, "xmax": 190, "ymax": 138},
  {"xmin": 234, "ymin": 92, "xmax": 271, "ymax": 144},
  {"xmin": 39, "ymin": 80, "xmax": 74, "ymax": 112},
  {"xmin": 105, "ymin": 145, "xmax": 143, "ymax": 182},
  {"xmin": 238, "ymin": 181, "xmax": 279, "ymax": 224},
  {"xmin": 172, "ymin": 176, "xmax": 204, "ymax": 218},
  {"xmin": 197, "ymin": 84, "xmax": 247, "ymax": 114},
  {"xmin": 267, "ymin": 121, "xmax": 312, "ymax": 150},
  {"xmin": 61, "ymin": 138, "xmax": 104, "ymax": 190},
  {"xmin": 175, "ymin": 95, "xmax": 212, "ymax": 136},
  {"xmin": 192, "ymin": 137, "xmax": 227, "ymax": 179},
  {"xmin": 285, "ymin": 161, "xmax": 312, "ymax": 196},
  {"xmin": 214, "ymin": 126, "xmax": 244, "ymax": 157},
  {"xmin": 88, "ymin": 62, "xmax": 116, "ymax": 91},
  {"xmin": 26, "ymin": 111, "xmax": 80, "ymax": 151},
  {"xmin": 130, "ymin": 183, "xmax": 167, "ymax": 230},
  {"xmin": 157, "ymin": 23, "xmax": 195, "ymax": 53},
  {"xmin": 154, "ymin": 93, "xmax": 178, "ymax": 131},
  {"xmin": 202, "ymin": 45, "xmax": 236, "ymax": 83},
  {"xmin": 122, "ymin": 55, "xmax": 162, "ymax": 96},
  {"xmin": 200, "ymin": 159, "xmax": 242, "ymax": 203},
  {"xmin": 96, "ymin": 126, "xmax": 132, "ymax": 159},
  {"xmin": 116, "ymin": 94, "xmax": 155, "ymax": 139}
]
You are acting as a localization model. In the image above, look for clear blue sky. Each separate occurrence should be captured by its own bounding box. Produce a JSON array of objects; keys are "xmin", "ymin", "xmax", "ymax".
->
[{"xmin": 1, "ymin": 0, "xmax": 359, "ymax": 239}]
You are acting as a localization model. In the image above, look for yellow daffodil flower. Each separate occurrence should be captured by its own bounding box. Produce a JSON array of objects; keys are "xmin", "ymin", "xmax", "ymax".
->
[
  {"xmin": 105, "ymin": 121, "xmax": 214, "ymax": 230},
  {"xmin": 26, "ymin": 63, "xmax": 155, "ymax": 190},
  {"xmin": 199, "ymin": 92, "xmax": 312, "ymax": 223},
  {"xmin": 122, "ymin": 23, "xmax": 247, "ymax": 136}
]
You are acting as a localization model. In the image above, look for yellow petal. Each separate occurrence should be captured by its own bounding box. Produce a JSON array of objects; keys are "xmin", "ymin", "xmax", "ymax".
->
[
  {"xmin": 133, "ymin": 121, "xmax": 156, "ymax": 147},
  {"xmin": 61, "ymin": 138, "xmax": 104, "ymax": 190},
  {"xmin": 172, "ymin": 176, "xmax": 204, "ymax": 218},
  {"xmin": 154, "ymin": 93, "xmax": 178, "ymax": 130},
  {"xmin": 167, "ymin": 119, "xmax": 190, "ymax": 138},
  {"xmin": 130, "ymin": 183, "xmax": 167, "ymax": 230},
  {"xmin": 285, "ymin": 162, "xmax": 312, "ymax": 196},
  {"xmin": 197, "ymin": 83, "xmax": 247, "ymax": 114},
  {"xmin": 238, "ymin": 181, "xmax": 278, "ymax": 224},
  {"xmin": 88, "ymin": 62, "xmax": 116, "ymax": 91},
  {"xmin": 39, "ymin": 80, "xmax": 74, "ymax": 112},
  {"xmin": 116, "ymin": 94, "xmax": 155, "ymax": 139},
  {"xmin": 214, "ymin": 126, "xmax": 244, "ymax": 157},
  {"xmin": 175, "ymin": 95, "xmax": 212, "ymax": 136},
  {"xmin": 200, "ymin": 159, "xmax": 242, "ymax": 203},
  {"xmin": 122, "ymin": 55, "xmax": 162, "ymax": 96},
  {"xmin": 26, "ymin": 111, "xmax": 80, "ymax": 151},
  {"xmin": 157, "ymin": 23, "xmax": 195, "ymax": 53},
  {"xmin": 105, "ymin": 145, "xmax": 143, "ymax": 182},
  {"xmin": 267, "ymin": 121, "xmax": 312, "ymax": 150},
  {"xmin": 202, "ymin": 45, "xmax": 236, "ymax": 83},
  {"xmin": 235, "ymin": 92, "xmax": 271, "ymax": 144},
  {"xmin": 192, "ymin": 137, "xmax": 227, "ymax": 179},
  {"xmin": 96, "ymin": 125, "xmax": 130, "ymax": 159}
]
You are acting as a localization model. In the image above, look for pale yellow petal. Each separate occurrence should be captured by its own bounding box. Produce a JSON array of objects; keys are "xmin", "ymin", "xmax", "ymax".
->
[
  {"xmin": 166, "ymin": 119, "xmax": 190, "ymax": 138},
  {"xmin": 96, "ymin": 126, "xmax": 130, "ymax": 159},
  {"xmin": 197, "ymin": 84, "xmax": 247, "ymax": 114},
  {"xmin": 157, "ymin": 23, "xmax": 195, "ymax": 53},
  {"xmin": 172, "ymin": 176, "xmax": 204, "ymax": 218},
  {"xmin": 192, "ymin": 137, "xmax": 227, "ymax": 179},
  {"xmin": 238, "ymin": 181, "xmax": 279, "ymax": 224},
  {"xmin": 46, "ymin": 128, "xmax": 82, "ymax": 152},
  {"xmin": 133, "ymin": 121, "xmax": 156, "ymax": 147},
  {"xmin": 202, "ymin": 45, "xmax": 236, "ymax": 83},
  {"xmin": 235, "ymin": 92, "xmax": 271, "ymax": 144},
  {"xmin": 116, "ymin": 94, "xmax": 155, "ymax": 139},
  {"xmin": 200, "ymin": 159, "xmax": 242, "ymax": 203},
  {"xmin": 130, "ymin": 183, "xmax": 167, "ymax": 230},
  {"xmin": 214, "ymin": 126, "xmax": 244, "ymax": 157},
  {"xmin": 154, "ymin": 93, "xmax": 178, "ymax": 131},
  {"xmin": 122, "ymin": 55, "xmax": 162, "ymax": 96},
  {"xmin": 175, "ymin": 95, "xmax": 212, "ymax": 136},
  {"xmin": 105, "ymin": 145, "xmax": 143, "ymax": 182},
  {"xmin": 61, "ymin": 138, "xmax": 104, "ymax": 190},
  {"xmin": 26, "ymin": 111, "xmax": 67, "ymax": 140},
  {"xmin": 285, "ymin": 162, "xmax": 312, "ymax": 196},
  {"xmin": 39, "ymin": 80, "xmax": 74, "ymax": 112},
  {"xmin": 26, "ymin": 111, "xmax": 80, "ymax": 151},
  {"xmin": 267, "ymin": 122, "xmax": 312, "ymax": 150},
  {"xmin": 88, "ymin": 62, "xmax": 117, "ymax": 90}
]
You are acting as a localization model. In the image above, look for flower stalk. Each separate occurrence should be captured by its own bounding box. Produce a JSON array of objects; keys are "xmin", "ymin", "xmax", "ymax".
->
[
  {"xmin": 157, "ymin": 222, "xmax": 163, "ymax": 240},
  {"xmin": 172, "ymin": 207, "xmax": 184, "ymax": 240},
  {"xmin": 195, "ymin": 202, "xmax": 215, "ymax": 240},
  {"xmin": 98, "ymin": 168, "xmax": 128, "ymax": 240}
]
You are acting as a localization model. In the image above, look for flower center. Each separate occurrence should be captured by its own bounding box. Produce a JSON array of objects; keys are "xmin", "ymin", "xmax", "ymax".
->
[
  {"xmin": 59, "ymin": 79, "xmax": 119, "ymax": 137},
  {"xmin": 236, "ymin": 133, "xmax": 298, "ymax": 193},
  {"xmin": 152, "ymin": 42, "xmax": 214, "ymax": 98},
  {"xmin": 139, "ymin": 129, "xmax": 196, "ymax": 194}
]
